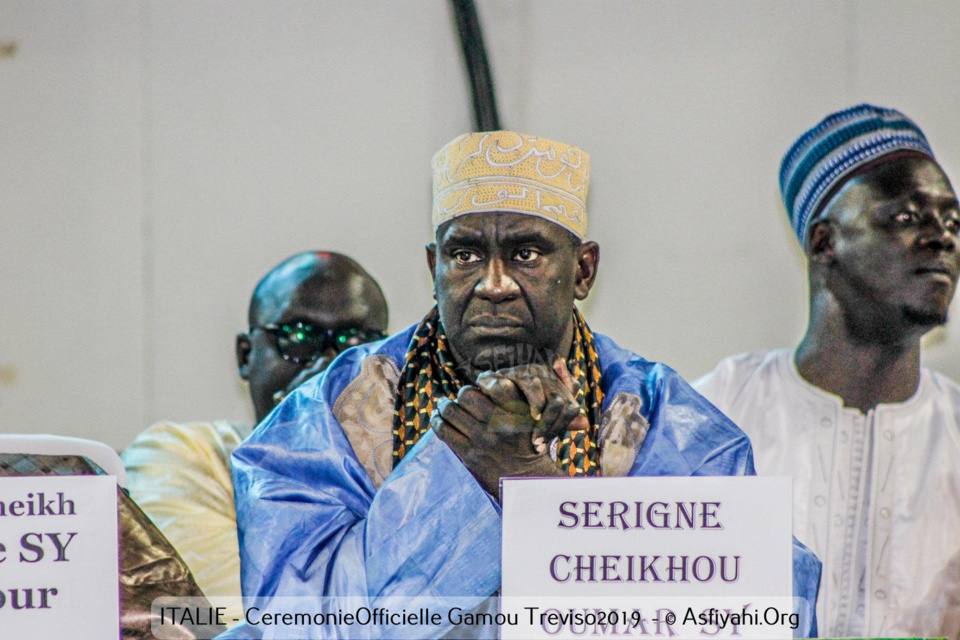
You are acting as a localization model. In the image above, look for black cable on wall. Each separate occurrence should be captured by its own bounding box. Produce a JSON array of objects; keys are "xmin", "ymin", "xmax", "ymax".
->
[{"xmin": 450, "ymin": 0, "xmax": 502, "ymax": 132}]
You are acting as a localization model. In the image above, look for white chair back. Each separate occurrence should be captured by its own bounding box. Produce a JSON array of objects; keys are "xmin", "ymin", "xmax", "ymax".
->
[{"xmin": 0, "ymin": 434, "xmax": 127, "ymax": 488}]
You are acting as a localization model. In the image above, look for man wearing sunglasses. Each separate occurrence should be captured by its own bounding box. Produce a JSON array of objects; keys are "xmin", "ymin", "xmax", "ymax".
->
[
  {"xmin": 122, "ymin": 251, "xmax": 388, "ymax": 626},
  {"xmin": 225, "ymin": 132, "xmax": 820, "ymax": 640},
  {"xmin": 236, "ymin": 251, "xmax": 389, "ymax": 424}
]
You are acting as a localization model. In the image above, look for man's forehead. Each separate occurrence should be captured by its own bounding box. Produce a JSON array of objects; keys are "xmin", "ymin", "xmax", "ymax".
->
[
  {"xmin": 826, "ymin": 156, "xmax": 956, "ymax": 219},
  {"xmin": 856, "ymin": 156, "xmax": 955, "ymax": 203},
  {"xmin": 871, "ymin": 154, "xmax": 948, "ymax": 183},
  {"xmin": 256, "ymin": 271, "xmax": 371, "ymax": 326},
  {"xmin": 437, "ymin": 212, "xmax": 573, "ymax": 244}
]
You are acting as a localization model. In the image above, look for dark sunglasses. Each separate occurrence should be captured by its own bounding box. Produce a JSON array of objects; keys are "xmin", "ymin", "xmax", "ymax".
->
[{"xmin": 253, "ymin": 322, "xmax": 387, "ymax": 364}]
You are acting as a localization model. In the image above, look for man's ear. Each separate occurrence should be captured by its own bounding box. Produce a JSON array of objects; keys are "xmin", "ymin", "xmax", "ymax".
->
[
  {"xmin": 236, "ymin": 333, "xmax": 252, "ymax": 380},
  {"xmin": 574, "ymin": 241, "xmax": 600, "ymax": 300},
  {"xmin": 426, "ymin": 242, "xmax": 437, "ymax": 280},
  {"xmin": 807, "ymin": 220, "xmax": 835, "ymax": 264}
]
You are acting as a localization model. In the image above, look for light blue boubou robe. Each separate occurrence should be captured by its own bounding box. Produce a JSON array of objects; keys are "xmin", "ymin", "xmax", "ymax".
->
[{"xmin": 221, "ymin": 326, "xmax": 820, "ymax": 638}]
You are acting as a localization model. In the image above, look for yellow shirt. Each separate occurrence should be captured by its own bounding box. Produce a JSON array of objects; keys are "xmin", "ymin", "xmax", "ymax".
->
[{"xmin": 122, "ymin": 420, "xmax": 251, "ymax": 626}]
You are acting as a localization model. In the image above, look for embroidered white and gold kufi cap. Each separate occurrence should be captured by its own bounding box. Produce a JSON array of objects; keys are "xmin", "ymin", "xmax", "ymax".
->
[{"xmin": 431, "ymin": 131, "xmax": 590, "ymax": 239}]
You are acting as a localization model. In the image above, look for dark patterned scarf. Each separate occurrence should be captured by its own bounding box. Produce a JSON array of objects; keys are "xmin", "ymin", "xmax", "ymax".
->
[{"xmin": 392, "ymin": 306, "xmax": 604, "ymax": 476}]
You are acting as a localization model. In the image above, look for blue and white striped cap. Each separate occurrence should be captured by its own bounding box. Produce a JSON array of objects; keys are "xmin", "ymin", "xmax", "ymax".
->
[{"xmin": 780, "ymin": 104, "xmax": 935, "ymax": 247}]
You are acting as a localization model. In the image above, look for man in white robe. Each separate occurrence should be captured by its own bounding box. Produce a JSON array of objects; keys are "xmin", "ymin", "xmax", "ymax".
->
[{"xmin": 696, "ymin": 104, "xmax": 960, "ymax": 638}]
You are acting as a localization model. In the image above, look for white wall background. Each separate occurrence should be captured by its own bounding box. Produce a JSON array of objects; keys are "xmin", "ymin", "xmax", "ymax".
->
[{"xmin": 2, "ymin": 1, "xmax": 959, "ymax": 450}]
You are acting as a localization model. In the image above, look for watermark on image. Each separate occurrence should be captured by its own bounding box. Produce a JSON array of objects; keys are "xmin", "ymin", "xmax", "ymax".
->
[{"xmin": 152, "ymin": 595, "xmax": 808, "ymax": 639}]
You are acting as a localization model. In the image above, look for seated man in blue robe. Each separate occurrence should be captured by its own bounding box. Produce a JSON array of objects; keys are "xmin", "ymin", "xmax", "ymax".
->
[{"xmin": 227, "ymin": 131, "xmax": 820, "ymax": 639}]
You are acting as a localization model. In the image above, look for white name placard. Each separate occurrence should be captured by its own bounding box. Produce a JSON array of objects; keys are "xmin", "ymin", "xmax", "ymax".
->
[
  {"xmin": 0, "ymin": 475, "xmax": 120, "ymax": 639},
  {"xmin": 500, "ymin": 476, "xmax": 793, "ymax": 639}
]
